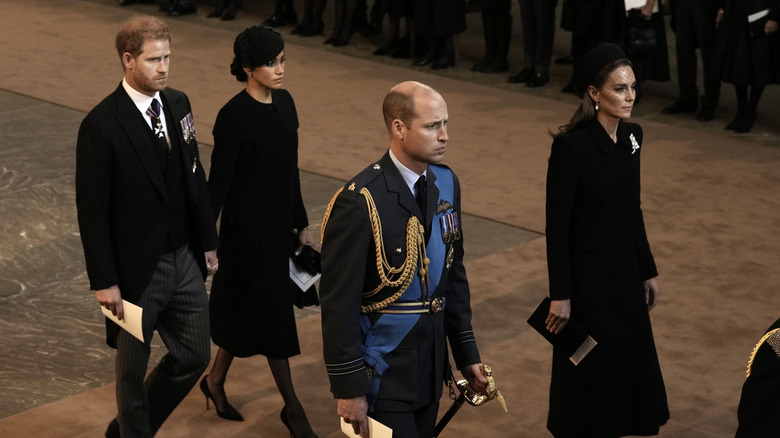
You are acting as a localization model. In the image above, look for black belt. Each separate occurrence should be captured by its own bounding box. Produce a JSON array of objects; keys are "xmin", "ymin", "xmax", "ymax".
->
[{"xmin": 374, "ymin": 297, "xmax": 445, "ymax": 314}]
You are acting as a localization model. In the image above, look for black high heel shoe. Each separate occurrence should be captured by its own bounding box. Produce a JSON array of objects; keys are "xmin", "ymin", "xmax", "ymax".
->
[
  {"xmin": 199, "ymin": 375, "xmax": 244, "ymax": 422},
  {"xmin": 281, "ymin": 406, "xmax": 318, "ymax": 438}
]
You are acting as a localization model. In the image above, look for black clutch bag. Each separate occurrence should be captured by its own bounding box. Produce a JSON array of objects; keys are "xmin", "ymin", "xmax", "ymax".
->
[
  {"xmin": 626, "ymin": 11, "xmax": 658, "ymax": 55},
  {"xmin": 527, "ymin": 297, "xmax": 597, "ymax": 365},
  {"xmin": 289, "ymin": 232, "xmax": 321, "ymax": 309}
]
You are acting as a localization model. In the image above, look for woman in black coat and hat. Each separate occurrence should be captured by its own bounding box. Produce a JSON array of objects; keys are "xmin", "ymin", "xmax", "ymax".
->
[
  {"xmin": 544, "ymin": 42, "xmax": 669, "ymax": 438},
  {"xmin": 201, "ymin": 26, "xmax": 318, "ymax": 438}
]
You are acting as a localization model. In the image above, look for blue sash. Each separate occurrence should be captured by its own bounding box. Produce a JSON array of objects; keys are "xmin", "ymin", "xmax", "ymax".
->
[{"xmin": 360, "ymin": 165, "xmax": 455, "ymax": 409}]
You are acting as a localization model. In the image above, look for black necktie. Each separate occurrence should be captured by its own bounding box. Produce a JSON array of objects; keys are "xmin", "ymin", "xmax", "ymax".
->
[
  {"xmin": 415, "ymin": 175, "xmax": 426, "ymax": 217},
  {"xmin": 146, "ymin": 98, "xmax": 169, "ymax": 154}
]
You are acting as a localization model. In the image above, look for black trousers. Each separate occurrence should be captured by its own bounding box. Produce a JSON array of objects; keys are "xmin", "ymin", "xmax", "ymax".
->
[
  {"xmin": 518, "ymin": 0, "xmax": 558, "ymax": 73},
  {"xmin": 672, "ymin": 0, "xmax": 720, "ymax": 109},
  {"xmin": 113, "ymin": 245, "xmax": 210, "ymax": 437}
]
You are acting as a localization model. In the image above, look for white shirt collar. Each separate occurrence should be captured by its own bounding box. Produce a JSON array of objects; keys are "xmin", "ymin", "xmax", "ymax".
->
[
  {"xmin": 122, "ymin": 79, "xmax": 166, "ymax": 131},
  {"xmin": 388, "ymin": 148, "xmax": 427, "ymax": 196}
]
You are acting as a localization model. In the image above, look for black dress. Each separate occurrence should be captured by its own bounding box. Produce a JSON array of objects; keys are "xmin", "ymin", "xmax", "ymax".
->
[
  {"xmin": 713, "ymin": 0, "xmax": 780, "ymax": 87},
  {"xmin": 545, "ymin": 120, "xmax": 669, "ymax": 437},
  {"xmin": 207, "ymin": 89, "xmax": 309, "ymax": 358}
]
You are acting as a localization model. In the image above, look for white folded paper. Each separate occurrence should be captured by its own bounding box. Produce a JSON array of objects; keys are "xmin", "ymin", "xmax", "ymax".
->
[
  {"xmin": 101, "ymin": 300, "xmax": 144, "ymax": 342},
  {"xmin": 289, "ymin": 258, "xmax": 321, "ymax": 291},
  {"xmin": 340, "ymin": 417, "xmax": 392, "ymax": 438},
  {"xmin": 624, "ymin": 0, "xmax": 659, "ymax": 13},
  {"xmin": 748, "ymin": 9, "xmax": 770, "ymax": 23}
]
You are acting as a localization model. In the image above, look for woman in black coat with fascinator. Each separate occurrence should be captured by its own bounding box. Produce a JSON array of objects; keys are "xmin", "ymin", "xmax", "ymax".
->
[
  {"xmin": 544, "ymin": 43, "xmax": 669, "ymax": 438},
  {"xmin": 201, "ymin": 26, "xmax": 318, "ymax": 438}
]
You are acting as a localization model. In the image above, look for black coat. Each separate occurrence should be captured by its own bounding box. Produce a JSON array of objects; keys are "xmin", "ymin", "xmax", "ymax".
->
[
  {"xmin": 76, "ymin": 84, "xmax": 219, "ymax": 346},
  {"xmin": 713, "ymin": 0, "xmax": 780, "ymax": 86},
  {"xmin": 545, "ymin": 120, "xmax": 669, "ymax": 437},
  {"xmin": 207, "ymin": 89, "xmax": 308, "ymax": 358},
  {"xmin": 319, "ymin": 152, "xmax": 480, "ymax": 408}
]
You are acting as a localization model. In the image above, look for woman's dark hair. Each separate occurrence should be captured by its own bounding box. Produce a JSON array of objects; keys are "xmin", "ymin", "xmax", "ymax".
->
[{"xmin": 229, "ymin": 26, "xmax": 284, "ymax": 82}]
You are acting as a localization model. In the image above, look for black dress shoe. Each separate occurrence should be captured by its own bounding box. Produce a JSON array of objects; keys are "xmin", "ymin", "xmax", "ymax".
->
[
  {"xmin": 262, "ymin": 15, "xmax": 287, "ymax": 27},
  {"xmin": 507, "ymin": 68, "xmax": 534, "ymax": 83},
  {"xmin": 555, "ymin": 54, "xmax": 573, "ymax": 65},
  {"xmin": 360, "ymin": 22, "xmax": 382, "ymax": 37},
  {"xmin": 119, "ymin": 0, "xmax": 155, "ymax": 5},
  {"xmin": 413, "ymin": 51, "xmax": 436, "ymax": 67},
  {"xmin": 331, "ymin": 36, "xmax": 351, "ymax": 47},
  {"xmin": 163, "ymin": 3, "xmax": 197, "ymax": 16},
  {"xmin": 561, "ymin": 80, "xmax": 582, "ymax": 96},
  {"xmin": 733, "ymin": 109, "xmax": 756, "ymax": 133},
  {"xmin": 480, "ymin": 57, "xmax": 508, "ymax": 73},
  {"xmin": 471, "ymin": 55, "xmax": 492, "ymax": 72},
  {"xmin": 297, "ymin": 21, "xmax": 324, "ymax": 36},
  {"xmin": 373, "ymin": 38, "xmax": 399, "ymax": 56},
  {"xmin": 526, "ymin": 71, "xmax": 549, "ymax": 88},
  {"xmin": 388, "ymin": 38, "xmax": 411, "ymax": 58},
  {"xmin": 661, "ymin": 101, "xmax": 696, "ymax": 114},
  {"xmin": 696, "ymin": 107, "xmax": 715, "ymax": 122},
  {"xmin": 432, "ymin": 55, "xmax": 454, "ymax": 69}
]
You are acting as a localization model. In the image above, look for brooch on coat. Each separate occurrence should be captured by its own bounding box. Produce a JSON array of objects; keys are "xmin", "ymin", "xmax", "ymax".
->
[{"xmin": 629, "ymin": 133, "xmax": 640, "ymax": 155}]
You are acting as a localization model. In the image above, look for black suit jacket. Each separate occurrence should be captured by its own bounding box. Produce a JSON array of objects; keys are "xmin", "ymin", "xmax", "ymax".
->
[
  {"xmin": 320, "ymin": 152, "xmax": 480, "ymax": 407},
  {"xmin": 76, "ymin": 84, "xmax": 218, "ymax": 346}
]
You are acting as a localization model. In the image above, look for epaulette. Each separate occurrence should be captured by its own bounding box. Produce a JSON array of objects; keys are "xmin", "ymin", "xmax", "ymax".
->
[
  {"xmin": 320, "ymin": 160, "xmax": 428, "ymax": 313},
  {"xmin": 320, "ymin": 161, "xmax": 385, "ymax": 243},
  {"xmin": 341, "ymin": 161, "xmax": 385, "ymax": 195},
  {"xmin": 746, "ymin": 328, "xmax": 780, "ymax": 378}
]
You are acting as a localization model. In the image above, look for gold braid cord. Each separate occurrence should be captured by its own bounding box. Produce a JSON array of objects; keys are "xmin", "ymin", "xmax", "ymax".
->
[
  {"xmin": 746, "ymin": 328, "xmax": 780, "ymax": 378},
  {"xmin": 320, "ymin": 185, "xmax": 429, "ymax": 314}
]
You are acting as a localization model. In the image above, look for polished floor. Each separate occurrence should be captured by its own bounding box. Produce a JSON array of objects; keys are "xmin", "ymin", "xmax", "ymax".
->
[{"xmin": 1, "ymin": 0, "xmax": 779, "ymax": 437}]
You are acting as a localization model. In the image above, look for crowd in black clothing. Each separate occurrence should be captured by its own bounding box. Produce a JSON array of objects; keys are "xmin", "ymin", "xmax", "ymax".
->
[{"xmin": 119, "ymin": 0, "xmax": 780, "ymax": 133}]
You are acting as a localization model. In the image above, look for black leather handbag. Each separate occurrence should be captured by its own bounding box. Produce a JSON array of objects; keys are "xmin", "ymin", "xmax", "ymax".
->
[
  {"xmin": 626, "ymin": 12, "xmax": 657, "ymax": 55},
  {"xmin": 289, "ymin": 232, "xmax": 321, "ymax": 309}
]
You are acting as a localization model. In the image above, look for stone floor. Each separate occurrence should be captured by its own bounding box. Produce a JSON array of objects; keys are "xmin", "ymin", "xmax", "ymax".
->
[{"xmin": 1, "ymin": 0, "xmax": 779, "ymax": 437}]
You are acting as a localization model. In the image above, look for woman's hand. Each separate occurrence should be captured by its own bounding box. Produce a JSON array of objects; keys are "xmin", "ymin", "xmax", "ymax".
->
[
  {"xmin": 546, "ymin": 299, "xmax": 571, "ymax": 334},
  {"xmin": 639, "ymin": 0, "xmax": 655, "ymax": 19},
  {"xmin": 296, "ymin": 228, "xmax": 315, "ymax": 251},
  {"xmin": 644, "ymin": 276, "xmax": 660, "ymax": 311},
  {"xmin": 715, "ymin": 9, "xmax": 724, "ymax": 29}
]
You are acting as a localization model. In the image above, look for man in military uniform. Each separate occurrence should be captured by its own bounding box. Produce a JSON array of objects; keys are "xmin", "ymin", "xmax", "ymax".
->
[{"xmin": 319, "ymin": 81, "xmax": 488, "ymax": 438}]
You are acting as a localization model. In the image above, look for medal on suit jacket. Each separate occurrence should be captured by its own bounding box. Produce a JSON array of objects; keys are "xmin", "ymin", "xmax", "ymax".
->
[
  {"xmin": 439, "ymin": 209, "xmax": 460, "ymax": 270},
  {"xmin": 179, "ymin": 112, "xmax": 196, "ymax": 144}
]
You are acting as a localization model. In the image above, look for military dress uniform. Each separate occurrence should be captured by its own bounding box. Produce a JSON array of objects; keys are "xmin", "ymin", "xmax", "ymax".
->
[
  {"xmin": 736, "ymin": 317, "xmax": 780, "ymax": 437},
  {"xmin": 319, "ymin": 151, "xmax": 481, "ymax": 436}
]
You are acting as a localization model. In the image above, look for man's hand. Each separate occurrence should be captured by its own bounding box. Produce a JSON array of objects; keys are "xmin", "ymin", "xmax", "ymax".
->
[
  {"xmin": 461, "ymin": 363, "xmax": 489, "ymax": 394},
  {"xmin": 338, "ymin": 396, "xmax": 369, "ymax": 438},
  {"xmin": 205, "ymin": 250, "xmax": 218, "ymax": 276},
  {"xmin": 96, "ymin": 285, "xmax": 123, "ymax": 320},
  {"xmin": 546, "ymin": 299, "xmax": 571, "ymax": 334}
]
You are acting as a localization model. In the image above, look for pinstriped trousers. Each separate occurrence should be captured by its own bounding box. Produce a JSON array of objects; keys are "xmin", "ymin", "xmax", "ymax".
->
[{"xmin": 113, "ymin": 245, "xmax": 210, "ymax": 437}]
